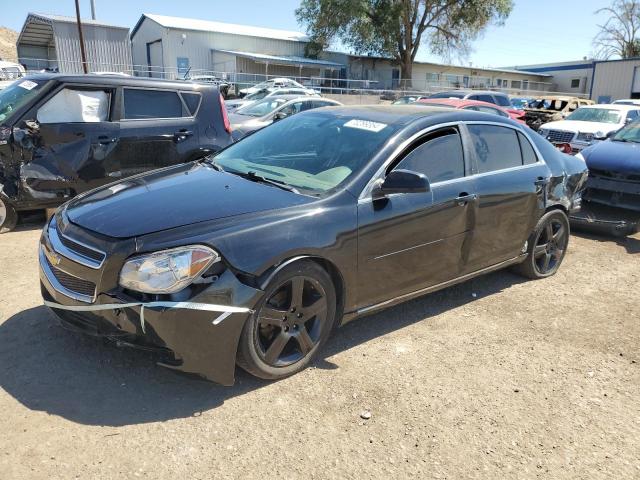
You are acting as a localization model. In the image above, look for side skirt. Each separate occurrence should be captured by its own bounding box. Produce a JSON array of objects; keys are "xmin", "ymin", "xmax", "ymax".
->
[{"xmin": 341, "ymin": 254, "xmax": 527, "ymax": 324}]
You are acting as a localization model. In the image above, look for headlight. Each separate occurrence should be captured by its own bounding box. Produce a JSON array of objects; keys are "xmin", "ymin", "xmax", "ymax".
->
[
  {"xmin": 538, "ymin": 129, "xmax": 548, "ymax": 137},
  {"xmin": 594, "ymin": 131, "xmax": 606, "ymax": 140},
  {"xmin": 119, "ymin": 245, "xmax": 219, "ymax": 294},
  {"xmin": 576, "ymin": 132, "xmax": 594, "ymax": 142}
]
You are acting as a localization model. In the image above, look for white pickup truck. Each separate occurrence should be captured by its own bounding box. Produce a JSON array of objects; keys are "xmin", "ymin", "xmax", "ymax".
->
[{"xmin": 0, "ymin": 60, "xmax": 26, "ymax": 90}]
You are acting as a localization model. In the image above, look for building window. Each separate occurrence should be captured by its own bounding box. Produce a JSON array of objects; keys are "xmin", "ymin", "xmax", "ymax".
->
[
  {"xmin": 495, "ymin": 78, "xmax": 502, "ymax": 87},
  {"xmin": 445, "ymin": 74, "xmax": 459, "ymax": 86},
  {"xmin": 522, "ymin": 80, "xmax": 529, "ymax": 90},
  {"xmin": 426, "ymin": 72, "xmax": 440, "ymax": 82},
  {"xmin": 511, "ymin": 80, "xmax": 522, "ymax": 89},
  {"xmin": 571, "ymin": 78, "xmax": 580, "ymax": 89}
]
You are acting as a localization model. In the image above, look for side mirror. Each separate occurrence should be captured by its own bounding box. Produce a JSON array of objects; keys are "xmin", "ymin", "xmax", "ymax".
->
[
  {"xmin": 273, "ymin": 111, "xmax": 288, "ymax": 121},
  {"xmin": 373, "ymin": 169, "xmax": 430, "ymax": 199}
]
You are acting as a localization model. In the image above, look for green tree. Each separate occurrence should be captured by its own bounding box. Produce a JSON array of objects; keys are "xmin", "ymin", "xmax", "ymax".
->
[
  {"xmin": 296, "ymin": 0, "xmax": 513, "ymax": 86},
  {"xmin": 594, "ymin": 0, "xmax": 640, "ymax": 59}
]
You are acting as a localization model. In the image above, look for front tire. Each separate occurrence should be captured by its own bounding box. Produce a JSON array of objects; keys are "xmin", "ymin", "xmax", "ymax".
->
[
  {"xmin": 237, "ymin": 260, "xmax": 337, "ymax": 380},
  {"xmin": 514, "ymin": 209, "xmax": 570, "ymax": 279},
  {"xmin": 0, "ymin": 196, "xmax": 18, "ymax": 234}
]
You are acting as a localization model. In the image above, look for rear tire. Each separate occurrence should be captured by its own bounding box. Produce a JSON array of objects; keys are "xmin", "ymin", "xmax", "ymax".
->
[
  {"xmin": 513, "ymin": 209, "xmax": 570, "ymax": 279},
  {"xmin": 0, "ymin": 196, "xmax": 18, "ymax": 234},
  {"xmin": 237, "ymin": 260, "xmax": 337, "ymax": 380}
]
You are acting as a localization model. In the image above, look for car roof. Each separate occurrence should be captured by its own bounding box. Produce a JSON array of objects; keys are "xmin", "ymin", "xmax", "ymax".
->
[
  {"xmin": 21, "ymin": 73, "xmax": 217, "ymax": 91},
  {"xmin": 313, "ymin": 105, "xmax": 517, "ymax": 128},
  {"xmin": 418, "ymin": 98, "xmax": 503, "ymax": 109}
]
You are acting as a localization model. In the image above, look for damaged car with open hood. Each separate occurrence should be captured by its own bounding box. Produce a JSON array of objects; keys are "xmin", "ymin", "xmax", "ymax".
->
[
  {"xmin": 0, "ymin": 74, "xmax": 233, "ymax": 232},
  {"xmin": 40, "ymin": 106, "xmax": 588, "ymax": 385},
  {"xmin": 524, "ymin": 96, "xmax": 594, "ymax": 131}
]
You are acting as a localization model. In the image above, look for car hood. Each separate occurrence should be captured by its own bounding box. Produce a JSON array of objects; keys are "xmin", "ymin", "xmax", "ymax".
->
[
  {"xmin": 540, "ymin": 120, "xmax": 622, "ymax": 133},
  {"xmin": 228, "ymin": 112, "xmax": 263, "ymax": 125},
  {"xmin": 582, "ymin": 140, "xmax": 640, "ymax": 175},
  {"xmin": 64, "ymin": 162, "xmax": 311, "ymax": 238}
]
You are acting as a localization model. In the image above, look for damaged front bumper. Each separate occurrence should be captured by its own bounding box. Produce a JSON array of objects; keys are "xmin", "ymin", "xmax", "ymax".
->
[
  {"xmin": 38, "ymin": 216, "xmax": 263, "ymax": 385},
  {"xmin": 570, "ymin": 201, "xmax": 640, "ymax": 237}
]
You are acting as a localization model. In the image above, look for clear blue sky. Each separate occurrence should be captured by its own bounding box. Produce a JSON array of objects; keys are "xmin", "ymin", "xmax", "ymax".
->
[{"xmin": 2, "ymin": 0, "xmax": 614, "ymax": 67}]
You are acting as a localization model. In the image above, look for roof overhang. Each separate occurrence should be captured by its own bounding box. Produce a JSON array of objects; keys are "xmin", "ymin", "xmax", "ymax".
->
[{"xmin": 213, "ymin": 49, "xmax": 345, "ymax": 69}]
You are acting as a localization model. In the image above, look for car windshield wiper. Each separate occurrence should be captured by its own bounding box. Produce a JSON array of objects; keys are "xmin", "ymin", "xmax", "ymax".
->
[{"xmin": 231, "ymin": 170, "xmax": 300, "ymax": 194}]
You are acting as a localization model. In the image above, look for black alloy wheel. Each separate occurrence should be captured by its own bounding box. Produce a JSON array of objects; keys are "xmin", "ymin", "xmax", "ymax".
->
[
  {"xmin": 532, "ymin": 217, "xmax": 568, "ymax": 275},
  {"xmin": 255, "ymin": 276, "xmax": 327, "ymax": 367},
  {"xmin": 237, "ymin": 260, "xmax": 337, "ymax": 379},
  {"xmin": 514, "ymin": 209, "xmax": 570, "ymax": 279}
]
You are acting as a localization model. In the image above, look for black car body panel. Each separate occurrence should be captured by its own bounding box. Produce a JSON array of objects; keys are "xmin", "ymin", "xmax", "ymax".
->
[
  {"xmin": 0, "ymin": 74, "xmax": 232, "ymax": 212},
  {"xmin": 39, "ymin": 106, "xmax": 588, "ymax": 384},
  {"xmin": 568, "ymin": 138, "xmax": 640, "ymax": 235}
]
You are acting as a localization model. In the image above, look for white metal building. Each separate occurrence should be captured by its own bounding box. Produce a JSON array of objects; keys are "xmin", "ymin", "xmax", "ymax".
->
[
  {"xmin": 590, "ymin": 58, "xmax": 640, "ymax": 103},
  {"xmin": 510, "ymin": 59, "xmax": 595, "ymax": 95},
  {"xmin": 16, "ymin": 13, "xmax": 132, "ymax": 73},
  {"xmin": 130, "ymin": 14, "xmax": 345, "ymax": 81}
]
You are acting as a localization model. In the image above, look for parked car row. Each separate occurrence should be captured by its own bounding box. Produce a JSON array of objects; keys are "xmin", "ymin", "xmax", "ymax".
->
[{"xmin": 0, "ymin": 60, "xmax": 26, "ymax": 90}]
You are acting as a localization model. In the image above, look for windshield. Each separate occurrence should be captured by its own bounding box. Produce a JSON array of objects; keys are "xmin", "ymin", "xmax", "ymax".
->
[
  {"xmin": 236, "ymin": 97, "xmax": 289, "ymax": 117},
  {"xmin": 429, "ymin": 92, "xmax": 465, "ymax": 99},
  {"xmin": 566, "ymin": 107, "xmax": 621, "ymax": 124},
  {"xmin": 0, "ymin": 79, "xmax": 45, "ymax": 123},
  {"xmin": 612, "ymin": 119, "xmax": 640, "ymax": 142},
  {"xmin": 528, "ymin": 98, "xmax": 569, "ymax": 111},
  {"xmin": 392, "ymin": 96, "xmax": 419, "ymax": 104},
  {"xmin": 213, "ymin": 111, "xmax": 400, "ymax": 193},
  {"xmin": 245, "ymin": 89, "xmax": 270, "ymax": 101}
]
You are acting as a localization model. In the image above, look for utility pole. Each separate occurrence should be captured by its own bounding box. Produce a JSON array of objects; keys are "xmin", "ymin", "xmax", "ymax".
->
[
  {"xmin": 90, "ymin": 0, "xmax": 97, "ymax": 20},
  {"xmin": 74, "ymin": 0, "xmax": 89, "ymax": 73}
]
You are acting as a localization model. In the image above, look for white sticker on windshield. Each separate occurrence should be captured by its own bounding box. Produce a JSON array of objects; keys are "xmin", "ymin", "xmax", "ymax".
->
[
  {"xmin": 18, "ymin": 80, "xmax": 38, "ymax": 90},
  {"xmin": 344, "ymin": 119, "xmax": 387, "ymax": 132}
]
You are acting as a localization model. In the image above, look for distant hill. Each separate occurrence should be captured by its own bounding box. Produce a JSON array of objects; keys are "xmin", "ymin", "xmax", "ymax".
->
[{"xmin": 0, "ymin": 26, "xmax": 18, "ymax": 62}]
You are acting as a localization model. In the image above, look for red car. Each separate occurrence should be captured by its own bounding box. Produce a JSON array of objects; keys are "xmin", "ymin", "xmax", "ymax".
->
[{"xmin": 417, "ymin": 98, "xmax": 527, "ymax": 125}]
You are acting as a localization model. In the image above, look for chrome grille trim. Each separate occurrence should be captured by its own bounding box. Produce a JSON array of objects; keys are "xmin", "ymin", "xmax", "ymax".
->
[
  {"xmin": 547, "ymin": 130, "xmax": 575, "ymax": 143},
  {"xmin": 39, "ymin": 247, "xmax": 96, "ymax": 303},
  {"xmin": 49, "ymin": 220, "xmax": 106, "ymax": 269}
]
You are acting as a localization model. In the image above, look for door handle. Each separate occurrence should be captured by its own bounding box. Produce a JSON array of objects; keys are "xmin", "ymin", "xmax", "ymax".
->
[
  {"xmin": 455, "ymin": 192, "xmax": 477, "ymax": 206},
  {"xmin": 97, "ymin": 135, "xmax": 116, "ymax": 144},
  {"xmin": 173, "ymin": 130, "xmax": 193, "ymax": 143}
]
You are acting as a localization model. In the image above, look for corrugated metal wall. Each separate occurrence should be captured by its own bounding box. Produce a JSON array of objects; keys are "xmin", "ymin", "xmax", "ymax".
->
[
  {"xmin": 52, "ymin": 22, "xmax": 132, "ymax": 74},
  {"xmin": 131, "ymin": 17, "xmax": 308, "ymax": 79},
  {"xmin": 591, "ymin": 60, "xmax": 640, "ymax": 102}
]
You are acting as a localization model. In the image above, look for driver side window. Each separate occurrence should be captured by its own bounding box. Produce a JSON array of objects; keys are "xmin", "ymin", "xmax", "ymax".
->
[{"xmin": 394, "ymin": 128, "xmax": 465, "ymax": 183}]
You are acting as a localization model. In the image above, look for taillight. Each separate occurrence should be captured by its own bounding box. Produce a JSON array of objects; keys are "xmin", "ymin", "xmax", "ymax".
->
[{"xmin": 219, "ymin": 93, "xmax": 232, "ymax": 134}]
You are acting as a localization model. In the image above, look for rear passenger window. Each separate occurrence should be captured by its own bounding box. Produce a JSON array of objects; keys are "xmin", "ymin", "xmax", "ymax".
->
[
  {"xmin": 477, "ymin": 94, "xmax": 495, "ymax": 104},
  {"xmin": 395, "ymin": 129, "xmax": 465, "ymax": 183},
  {"xmin": 123, "ymin": 89, "xmax": 184, "ymax": 119},
  {"xmin": 180, "ymin": 92, "xmax": 201, "ymax": 116},
  {"xmin": 494, "ymin": 95, "xmax": 512, "ymax": 107},
  {"xmin": 468, "ymin": 124, "xmax": 522, "ymax": 173},
  {"xmin": 517, "ymin": 132, "xmax": 538, "ymax": 165}
]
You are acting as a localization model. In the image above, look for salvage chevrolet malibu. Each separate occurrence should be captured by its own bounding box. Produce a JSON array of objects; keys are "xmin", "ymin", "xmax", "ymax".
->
[{"xmin": 40, "ymin": 106, "xmax": 588, "ymax": 385}]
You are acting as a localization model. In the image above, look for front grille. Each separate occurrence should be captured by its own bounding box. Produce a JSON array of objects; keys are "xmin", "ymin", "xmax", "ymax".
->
[
  {"xmin": 58, "ymin": 233, "xmax": 106, "ymax": 263},
  {"xmin": 547, "ymin": 130, "xmax": 575, "ymax": 143},
  {"xmin": 590, "ymin": 169, "xmax": 640, "ymax": 183},
  {"xmin": 46, "ymin": 257, "xmax": 97, "ymax": 299}
]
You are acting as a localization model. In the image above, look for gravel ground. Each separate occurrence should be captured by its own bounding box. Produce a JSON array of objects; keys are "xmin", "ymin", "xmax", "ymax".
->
[{"xmin": 0, "ymin": 222, "xmax": 639, "ymax": 479}]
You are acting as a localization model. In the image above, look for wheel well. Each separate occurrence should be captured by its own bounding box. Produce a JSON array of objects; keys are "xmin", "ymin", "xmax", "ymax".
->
[
  {"xmin": 546, "ymin": 204, "xmax": 568, "ymax": 215},
  {"xmin": 308, "ymin": 257, "xmax": 346, "ymax": 321},
  {"xmin": 260, "ymin": 256, "xmax": 346, "ymax": 322}
]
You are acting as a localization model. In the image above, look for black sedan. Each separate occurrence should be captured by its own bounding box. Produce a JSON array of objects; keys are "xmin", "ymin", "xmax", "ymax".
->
[{"xmin": 39, "ymin": 106, "xmax": 588, "ymax": 385}]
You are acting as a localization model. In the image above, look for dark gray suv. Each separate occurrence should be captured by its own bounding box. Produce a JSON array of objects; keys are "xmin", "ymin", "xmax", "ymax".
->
[{"xmin": 0, "ymin": 74, "xmax": 233, "ymax": 232}]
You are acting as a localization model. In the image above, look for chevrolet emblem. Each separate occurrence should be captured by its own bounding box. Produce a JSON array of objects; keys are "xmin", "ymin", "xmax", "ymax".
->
[{"xmin": 45, "ymin": 248, "xmax": 62, "ymax": 266}]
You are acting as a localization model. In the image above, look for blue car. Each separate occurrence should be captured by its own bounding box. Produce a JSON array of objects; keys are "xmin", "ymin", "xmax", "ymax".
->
[{"xmin": 571, "ymin": 120, "xmax": 640, "ymax": 235}]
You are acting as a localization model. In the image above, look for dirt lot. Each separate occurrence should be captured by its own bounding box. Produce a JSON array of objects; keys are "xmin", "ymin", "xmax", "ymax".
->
[{"xmin": 0, "ymin": 221, "xmax": 639, "ymax": 479}]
